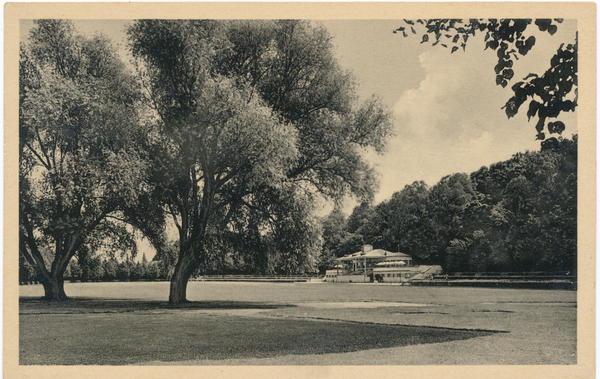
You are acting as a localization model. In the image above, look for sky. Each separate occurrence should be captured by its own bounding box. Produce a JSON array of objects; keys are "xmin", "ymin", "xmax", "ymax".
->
[
  {"xmin": 20, "ymin": 18, "xmax": 578, "ymax": 211},
  {"xmin": 320, "ymin": 20, "xmax": 577, "ymax": 204}
]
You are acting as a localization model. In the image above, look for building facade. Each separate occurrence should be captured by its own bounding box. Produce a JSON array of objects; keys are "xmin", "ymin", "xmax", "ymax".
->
[{"xmin": 324, "ymin": 245, "xmax": 442, "ymax": 283}]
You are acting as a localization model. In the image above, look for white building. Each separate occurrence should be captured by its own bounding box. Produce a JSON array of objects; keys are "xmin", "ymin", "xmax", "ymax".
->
[{"xmin": 324, "ymin": 245, "xmax": 442, "ymax": 283}]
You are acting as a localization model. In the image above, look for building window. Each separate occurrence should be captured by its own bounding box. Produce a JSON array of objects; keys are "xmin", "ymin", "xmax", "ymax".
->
[{"xmin": 405, "ymin": 273, "xmax": 412, "ymax": 278}]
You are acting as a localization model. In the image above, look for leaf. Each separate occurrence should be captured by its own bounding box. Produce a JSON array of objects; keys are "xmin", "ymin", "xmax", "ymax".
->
[
  {"xmin": 518, "ymin": 36, "xmax": 536, "ymax": 55},
  {"xmin": 511, "ymin": 81, "xmax": 524, "ymax": 92},
  {"xmin": 451, "ymin": 46, "xmax": 459, "ymax": 54},
  {"xmin": 503, "ymin": 68, "xmax": 514, "ymax": 80},
  {"xmin": 452, "ymin": 34, "xmax": 460, "ymax": 43},
  {"xmin": 527, "ymin": 100, "xmax": 540, "ymax": 121},
  {"xmin": 548, "ymin": 121, "xmax": 565, "ymax": 135},
  {"xmin": 494, "ymin": 61, "xmax": 505, "ymax": 74},
  {"xmin": 411, "ymin": 26, "xmax": 416, "ymax": 34},
  {"xmin": 503, "ymin": 98, "xmax": 519, "ymax": 118},
  {"xmin": 485, "ymin": 40, "xmax": 499, "ymax": 50},
  {"xmin": 535, "ymin": 117, "xmax": 546, "ymax": 133},
  {"xmin": 547, "ymin": 25, "xmax": 558, "ymax": 35},
  {"xmin": 421, "ymin": 34, "xmax": 429, "ymax": 43},
  {"xmin": 560, "ymin": 100, "xmax": 576, "ymax": 112},
  {"xmin": 523, "ymin": 73, "xmax": 538, "ymax": 80},
  {"xmin": 513, "ymin": 19, "xmax": 532, "ymax": 33},
  {"xmin": 554, "ymin": 18, "xmax": 564, "ymax": 23},
  {"xmin": 535, "ymin": 19, "xmax": 552, "ymax": 32},
  {"xmin": 535, "ymin": 132, "xmax": 545, "ymax": 141}
]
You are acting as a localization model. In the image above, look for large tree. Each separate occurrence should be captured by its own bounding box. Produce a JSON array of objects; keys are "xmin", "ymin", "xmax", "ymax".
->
[
  {"xmin": 19, "ymin": 20, "xmax": 147, "ymax": 299},
  {"xmin": 128, "ymin": 20, "xmax": 392, "ymax": 304},
  {"xmin": 396, "ymin": 19, "xmax": 577, "ymax": 146}
]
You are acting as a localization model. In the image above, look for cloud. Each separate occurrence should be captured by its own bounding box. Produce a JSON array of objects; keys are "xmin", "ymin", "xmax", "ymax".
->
[
  {"xmin": 370, "ymin": 40, "xmax": 575, "ymax": 203},
  {"xmin": 395, "ymin": 48, "xmax": 505, "ymax": 141}
]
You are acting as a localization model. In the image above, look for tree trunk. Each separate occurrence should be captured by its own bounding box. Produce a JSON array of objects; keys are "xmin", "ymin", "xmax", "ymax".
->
[
  {"xmin": 20, "ymin": 227, "xmax": 76, "ymax": 301},
  {"xmin": 169, "ymin": 250, "xmax": 198, "ymax": 305},
  {"xmin": 40, "ymin": 275, "xmax": 68, "ymax": 301}
]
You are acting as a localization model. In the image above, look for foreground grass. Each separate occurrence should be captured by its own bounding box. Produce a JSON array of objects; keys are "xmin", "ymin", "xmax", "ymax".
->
[
  {"xmin": 18, "ymin": 282, "xmax": 576, "ymax": 365},
  {"xmin": 20, "ymin": 297, "xmax": 495, "ymax": 365}
]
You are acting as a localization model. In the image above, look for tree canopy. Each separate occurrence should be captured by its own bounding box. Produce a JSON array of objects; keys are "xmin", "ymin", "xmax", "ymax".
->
[
  {"xmin": 321, "ymin": 136, "xmax": 577, "ymax": 273},
  {"xmin": 127, "ymin": 20, "xmax": 392, "ymax": 304},
  {"xmin": 19, "ymin": 20, "xmax": 149, "ymax": 299}
]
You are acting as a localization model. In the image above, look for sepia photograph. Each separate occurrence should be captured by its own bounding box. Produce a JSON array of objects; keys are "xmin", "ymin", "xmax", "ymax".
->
[{"xmin": 4, "ymin": 2, "xmax": 596, "ymax": 378}]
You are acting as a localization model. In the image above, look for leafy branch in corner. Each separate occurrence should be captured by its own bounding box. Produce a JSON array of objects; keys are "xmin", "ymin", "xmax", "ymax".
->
[{"xmin": 395, "ymin": 19, "xmax": 577, "ymax": 146}]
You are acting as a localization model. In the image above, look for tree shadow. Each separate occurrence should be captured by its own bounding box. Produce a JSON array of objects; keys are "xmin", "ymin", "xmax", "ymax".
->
[
  {"xmin": 19, "ymin": 296, "xmax": 295, "ymax": 315},
  {"xmin": 19, "ymin": 296, "xmax": 508, "ymax": 365}
]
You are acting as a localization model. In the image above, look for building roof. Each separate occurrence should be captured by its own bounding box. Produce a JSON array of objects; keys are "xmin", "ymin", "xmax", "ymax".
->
[{"xmin": 336, "ymin": 249, "xmax": 411, "ymax": 261}]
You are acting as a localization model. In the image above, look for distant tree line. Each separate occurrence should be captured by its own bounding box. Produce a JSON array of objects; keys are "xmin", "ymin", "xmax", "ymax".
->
[
  {"xmin": 20, "ymin": 252, "xmax": 175, "ymax": 284},
  {"xmin": 319, "ymin": 136, "xmax": 577, "ymax": 274}
]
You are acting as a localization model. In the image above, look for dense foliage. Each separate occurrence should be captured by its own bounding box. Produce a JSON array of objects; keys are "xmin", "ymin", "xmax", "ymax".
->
[
  {"xmin": 320, "ymin": 136, "xmax": 577, "ymax": 274},
  {"xmin": 127, "ymin": 20, "xmax": 392, "ymax": 303},
  {"xmin": 19, "ymin": 20, "xmax": 392, "ymax": 302},
  {"xmin": 19, "ymin": 20, "xmax": 149, "ymax": 299}
]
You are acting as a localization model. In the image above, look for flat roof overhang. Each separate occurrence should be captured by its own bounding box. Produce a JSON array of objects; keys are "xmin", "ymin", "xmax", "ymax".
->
[{"xmin": 336, "ymin": 251, "xmax": 411, "ymax": 262}]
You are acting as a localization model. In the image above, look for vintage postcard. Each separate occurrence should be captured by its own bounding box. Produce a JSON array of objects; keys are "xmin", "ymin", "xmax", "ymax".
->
[{"xmin": 4, "ymin": 2, "xmax": 596, "ymax": 378}]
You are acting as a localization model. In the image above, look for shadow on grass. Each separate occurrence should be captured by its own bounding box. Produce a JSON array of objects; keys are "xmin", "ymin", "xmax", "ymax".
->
[
  {"xmin": 20, "ymin": 296, "xmax": 503, "ymax": 365},
  {"xmin": 19, "ymin": 296, "xmax": 294, "ymax": 315}
]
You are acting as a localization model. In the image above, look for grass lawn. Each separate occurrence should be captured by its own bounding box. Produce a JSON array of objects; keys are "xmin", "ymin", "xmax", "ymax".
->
[{"xmin": 18, "ymin": 282, "xmax": 576, "ymax": 365}]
